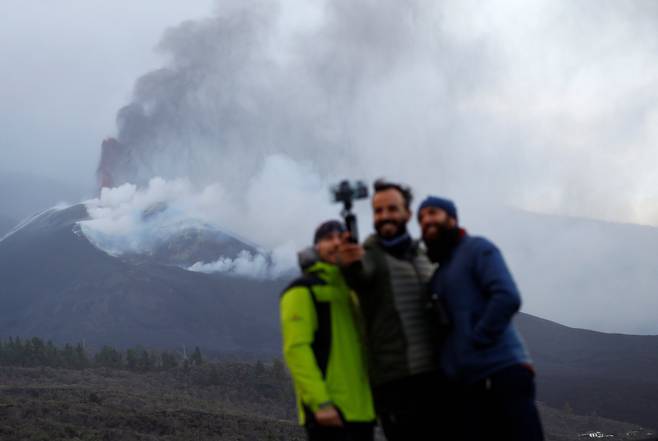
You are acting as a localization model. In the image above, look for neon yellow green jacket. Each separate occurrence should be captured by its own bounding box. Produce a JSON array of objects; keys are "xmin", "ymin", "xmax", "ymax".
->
[{"xmin": 280, "ymin": 260, "xmax": 375, "ymax": 425}]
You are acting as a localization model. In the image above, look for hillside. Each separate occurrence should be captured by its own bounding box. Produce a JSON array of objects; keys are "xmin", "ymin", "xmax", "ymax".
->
[
  {"xmin": 472, "ymin": 209, "xmax": 658, "ymax": 335},
  {"xmin": 518, "ymin": 314, "xmax": 658, "ymax": 430},
  {"xmin": 0, "ymin": 204, "xmax": 287, "ymax": 353},
  {"xmin": 1, "ymin": 202, "xmax": 658, "ymax": 430},
  {"xmin": 0, "ymin": 362, "xmax": 655, "ymax": 441},
  {"xmin": 0, "ymin": 214, "xmax": 15, "ymax": 236},
  {"xmin": 0, "ymin": 363, "xmax": 302, "ymax": 441}
]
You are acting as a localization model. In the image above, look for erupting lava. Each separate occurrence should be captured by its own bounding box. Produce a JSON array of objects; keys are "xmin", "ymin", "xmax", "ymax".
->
[{"xmin": 96, "ymin": 138, "xmax": 128, "ymax": 191}]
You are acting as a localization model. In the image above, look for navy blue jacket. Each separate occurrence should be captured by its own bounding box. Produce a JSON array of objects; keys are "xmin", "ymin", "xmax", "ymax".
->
[{"xmin": 430, "ymin": 234, "xmax": 531, "ymax": 384}]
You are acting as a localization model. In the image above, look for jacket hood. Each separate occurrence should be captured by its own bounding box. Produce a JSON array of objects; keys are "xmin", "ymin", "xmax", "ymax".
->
[
  {"xmin": 297, "ymin": 247, "xmax": 342, "ymax": 282},
  {"xmin": 297, "ymin": 246, "xmax": 320, "ymax": 271}
]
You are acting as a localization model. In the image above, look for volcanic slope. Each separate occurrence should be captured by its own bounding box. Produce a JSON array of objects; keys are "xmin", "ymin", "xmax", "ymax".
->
[
  {"xmin": 0, "ymin": 204, "xmax": 287, "ymax": 354},
  {"xmin": 0, "ymin": 363, "xmax": 654, "ymax": 441},
  {"xmin": 471, "ymin": 208, "xmax": 658, "ymax": 335},
  {"xmin": 0, "ymin": 214, "xmax": 15, "ymax": 236},
  {"xmin": 2, "ymin": 203, "xmax": 658, "ymax": 430},
  {"xmin": 518, "ymin": 313, "xmax": 658, "ymax": 430}
]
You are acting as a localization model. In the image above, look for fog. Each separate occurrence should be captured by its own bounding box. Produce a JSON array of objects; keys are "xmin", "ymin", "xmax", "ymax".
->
[
  {"xmin": 0, "ymin": 0, "xmax": 213, "ymax": 187},
  {"xmin": 2, "ymin": 0, "xmax": 658, "ymax": 334},
  {"xmin": 100, "ymin": 0, "xmax": 658, "ymax": 226}
]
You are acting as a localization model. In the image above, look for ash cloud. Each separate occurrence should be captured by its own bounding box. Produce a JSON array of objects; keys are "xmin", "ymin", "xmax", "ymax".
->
[
  {"xmin": 92, "ymin": 0, "xmax": 658, "ymax": 333},
  {"xmin": 101, "ymin": 0, "xmax": 658, "ymax": 224}
]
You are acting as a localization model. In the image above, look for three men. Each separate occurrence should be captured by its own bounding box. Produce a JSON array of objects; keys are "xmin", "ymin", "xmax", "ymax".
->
[
  {"xmin": 280, "ymin": 220, "xmax": 375, "ymax": 441},
  {"xmin": 280, "ymin": 183, "xmax": 544, "ymax": 441},
  {"xmin": 418, "ymin": 196, "xmax": 544, "ymax": 440},
  {"xmin": 336, "ymin": 180, "xmax": 441, "ymax": 440}
]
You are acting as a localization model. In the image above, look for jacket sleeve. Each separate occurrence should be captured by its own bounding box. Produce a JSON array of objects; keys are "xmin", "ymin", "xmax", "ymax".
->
[
  {"xmin": 280, "ymin": 286, "xmax": 331, "ymax": 411},
  {"xmin": 340, "ymin": 251, "xmax": 377, "ymax": 296},
  {"xmin": 471, "ymin": 240, "xmax": 521, "ymax": 347}
]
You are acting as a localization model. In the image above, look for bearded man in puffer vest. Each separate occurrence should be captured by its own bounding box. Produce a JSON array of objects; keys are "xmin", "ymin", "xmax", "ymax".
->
[
  {"xmin": 337, "ymin": 180, "xmax": 449, "ymax": 441},
  {"xmin": 280, "ymin": 220, "xmax": 375, "ymax": 441}
]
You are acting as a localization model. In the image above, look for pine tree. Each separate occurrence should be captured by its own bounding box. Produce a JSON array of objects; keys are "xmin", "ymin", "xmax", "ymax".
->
[
  {"xmin": 45, "ymin": 340, "xmax": 60, "ymax": 367},
  {"xmin": 95, "ymin": 346, "xmax": 123, "ymax": 369},
  {"xmin": 74, "ymin": 343, "xmax": 89, "ymax": 369},
  {"xmin": 126, "ymin": 348, "xmax": 138, "ymax": 371},
  {"xmin": 161, "ymin": 351, "xmax": 179, "ymax": 370},
  {"xmin": 11, "ymin": 337, "xmax": 25, "ymax": 366},
  {"xmin": 136, "ymin": 347, "xmax": 153, "ymax": 372},
  {"xmin": 191, "ymin": 346, "xmax": 203, "ymax": 366},
  {"xmin": 62, "ymin": 344, "xmax": 76, "ymax": 369}
]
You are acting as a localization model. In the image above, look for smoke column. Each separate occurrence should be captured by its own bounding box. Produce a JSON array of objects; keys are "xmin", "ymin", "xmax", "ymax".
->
[
  {"xmin": 97, "ymin": 0, "xmax": 658, "ymax": 224},
  {"xmin": 87, "ymin": 0, "xmax": 658, "ymax": 333}
]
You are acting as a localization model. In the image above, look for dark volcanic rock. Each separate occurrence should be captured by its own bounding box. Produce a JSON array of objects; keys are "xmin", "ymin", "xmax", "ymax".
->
[
  {"xmin": 0, "ymin": 365, "xmax": 653, "ymax": 441},
  {"xmin": 0, "ymin": 204, "xmax": 286, "ymax": 354},
  {"xmin": 0, "ymin": 365, "xmax": 304, "ymax": 441},
  {"xmin": 518, "ymin": 313, "xmax": 658, "ymax": 430},
  {"xmin": 2, "ymin": 204, "xmax": 658, "ymax": 431},
  {"xmin": 122, "ymin": 227, "xmax": 261, "ymax": 267}
]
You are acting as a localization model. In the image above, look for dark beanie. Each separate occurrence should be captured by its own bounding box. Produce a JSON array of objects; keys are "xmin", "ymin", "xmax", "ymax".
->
[
  {"xmin": 417, "ymin": 196, "xmax": 458, "ymax": 220},
  {"xmin": 314, "ymin": 220, "xmax": 346, "ymax": 244}
]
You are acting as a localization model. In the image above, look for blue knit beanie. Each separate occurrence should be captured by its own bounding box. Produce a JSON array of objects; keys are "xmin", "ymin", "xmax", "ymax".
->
[{"xmin": 417, "ymin": 196, "xmax": 458, "ymax": 221}]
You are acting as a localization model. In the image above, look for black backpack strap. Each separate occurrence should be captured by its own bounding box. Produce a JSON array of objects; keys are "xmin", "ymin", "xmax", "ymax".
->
[
  {"xmin": 281, "ymin": 273, "xmax": 332, "ymax": 377},
  {"xmin": 280, "ymin": 272, "xmax": 326, "ymax": 296}
]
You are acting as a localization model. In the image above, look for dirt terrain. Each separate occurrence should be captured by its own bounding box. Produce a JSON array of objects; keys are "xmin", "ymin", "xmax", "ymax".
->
[{"xmin": 0, "ymin": 363, "xmax": 655, "ymax": 441}]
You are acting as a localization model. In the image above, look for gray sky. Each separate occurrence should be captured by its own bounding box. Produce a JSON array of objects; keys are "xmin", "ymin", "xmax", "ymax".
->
[
  {"xmin": 0, "ymin": 0, "xmax": 213, "ymax": 187},
  {"xmin": 2, "ymin": 0, "xmax": 657, "ymax": 225},
  {"xmin": 1, "ymin": 0, "xmax": 658, "ymax": 334}
]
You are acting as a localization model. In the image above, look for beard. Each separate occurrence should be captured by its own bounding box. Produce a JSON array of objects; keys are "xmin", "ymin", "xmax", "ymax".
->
[
  {"xmin": 375, "ymin": 219, "xmax": 408, "ymax": 240},
  {"xmin": 423, "ymin": 223, "xmax": 461, "ymax": 263}
]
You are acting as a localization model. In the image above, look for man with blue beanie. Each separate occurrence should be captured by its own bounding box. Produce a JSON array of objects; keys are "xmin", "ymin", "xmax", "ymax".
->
[{"xmin": 418, "ymin": 196, "xmax": 544, "ymax": 441}]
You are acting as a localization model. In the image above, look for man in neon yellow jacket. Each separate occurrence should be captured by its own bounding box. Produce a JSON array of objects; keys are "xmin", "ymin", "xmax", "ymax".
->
[{"xmin": 280, "ymin": 220, "xmax": 376, "ymax": 441}]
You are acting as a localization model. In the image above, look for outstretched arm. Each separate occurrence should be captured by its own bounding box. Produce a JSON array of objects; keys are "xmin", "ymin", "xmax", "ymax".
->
[{"xmin": 337, "ymin": 239, "xmax": 377, "ymax": 294}]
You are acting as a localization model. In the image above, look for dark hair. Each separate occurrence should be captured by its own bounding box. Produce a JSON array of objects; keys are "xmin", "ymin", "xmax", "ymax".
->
[
  {"xmin": 373, "ymin": 179, "xmax": 413, "ymax": 211},
  {"xmin": 313, "ymin": 220, "xmax": 346, "ymax": 244}
]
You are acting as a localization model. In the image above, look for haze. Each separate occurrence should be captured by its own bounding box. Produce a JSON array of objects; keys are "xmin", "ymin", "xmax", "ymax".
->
[{"xmin": 1, "ymin": 0, "xmax": 657, "ymax": 334}]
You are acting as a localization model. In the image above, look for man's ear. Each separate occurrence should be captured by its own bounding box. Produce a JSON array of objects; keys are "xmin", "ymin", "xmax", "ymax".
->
[{"xmin": 449, "ymin": 217, "xmax": 458, "ymax": 228}]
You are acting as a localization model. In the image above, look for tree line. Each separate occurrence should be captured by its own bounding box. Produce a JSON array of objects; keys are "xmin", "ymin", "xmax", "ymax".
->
[{"xmin": 0, "ymin": 337, "xmax": 203, "ymax": 372}]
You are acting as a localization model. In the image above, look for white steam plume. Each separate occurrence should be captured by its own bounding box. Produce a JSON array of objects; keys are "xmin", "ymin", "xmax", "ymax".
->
[
  {"xmin": 103, "ymin": 0, "xmax": 658, "ymax": 226},
  {"xmin": 89, "ymin": 0, "xmax": 658, "ymax": 333},
  {"xmin": 81, "ymin": 155, "xmax": 337, "ymax": 276}
]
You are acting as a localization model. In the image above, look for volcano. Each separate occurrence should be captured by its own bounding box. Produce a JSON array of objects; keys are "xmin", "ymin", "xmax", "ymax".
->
[
  {"xmin": 0, "ymin": 204, "xmax": 287, "ymax": 354},
  {"xmin": 0, "ymin": 214, "xmax": 15, "ymax": 237},
  {"xmin": 1, "ymin": 203, "xmax": 658, "ymax": 430},
  {"xmin": 516, "ymin": 314, "xmax": 658, "ymax": 430}
]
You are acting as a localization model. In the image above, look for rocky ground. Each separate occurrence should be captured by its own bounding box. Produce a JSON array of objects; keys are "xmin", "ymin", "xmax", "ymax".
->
[
  {"xmin": 0, "ymin": 363, "xmax": 655, "ymax": 441},
  {"xmin": 0, "ymin": 363, "xmax": 302, "ymax": 441}
]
